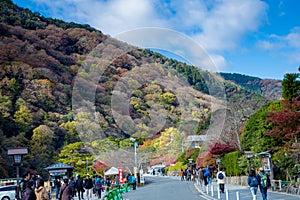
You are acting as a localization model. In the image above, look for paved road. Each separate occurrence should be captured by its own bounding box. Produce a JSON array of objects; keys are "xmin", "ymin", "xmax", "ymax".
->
[
  {"xmin": 123, "ymin": 175, "xmax": 210, "ymax": 200},
  {"xmin": 68, "ymin": 175, "xmax": 300, "ymax": 200}
]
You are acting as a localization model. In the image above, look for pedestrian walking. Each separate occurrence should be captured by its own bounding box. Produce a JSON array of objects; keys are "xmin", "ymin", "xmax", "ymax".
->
[
  {"xmin": 179, "ymin": 169, "xmax": 184, "ymax": 181},
  {"xmin": 59, "ymin": 178, "xmax": 72, "ymax": 200},
  {"xmin": 248, "ymin": 169, "xmax": 259, "ymax": 200},
  {"xmin": 257, "ymin": 167, "xmax": 271, "ymax": 200},
  {"xmin": 187, "ymin": 168, "xmax": 192, "ymax": 181},
  {"xmin": 197, "ymin": 167, "xmax": 204, "ymax": 186},
  {"xmin": 19, "ymin": 172, "xmax": 31, "ymax": 199},
  {"xmin": 183, "ymin": 169, "xmax": 187, "ymax": 181},
  {"xmin": 128, "ymin": 174, "xmax": 136, "ymax": 190},
  {"xmin": 76, "ymin": 175, "xmax": 85, "ymax": 200},
  {"xmin": 114, "ymin": 175, "xmax": 119, "ymax": 186},
  {"xmin": 23, "ymin": 181, "xmax": 37, "ymax": 200},
  {"xmin": 84, "ymin": 175, "xmax": 93, "ymax": 199},
  {"xmin": 54, "ymin": 176, "xmax": 61, "ymax": 200},
  {"xmin": 95, "ymin": 175, "xmax": 103, "ymax": 199},
  {"xmin": 69, "ymin": 176, "xmax": 76, "ymax": 198},
  {"xmin": 216, "ymin": 166, "xmax": 226, "ymax": 193},
  {"xmin": 35, "ymin": 178, "xmax": 49, "ymax": 200},
  {"xmin": 203, "ymin": 167, "xmax": 210, "ymax": 186}
]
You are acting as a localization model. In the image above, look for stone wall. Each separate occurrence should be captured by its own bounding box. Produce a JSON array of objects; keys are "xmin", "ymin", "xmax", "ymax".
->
[{"xmin": 226, "ymin": 176, "xmax": 248, "ymax": 186}]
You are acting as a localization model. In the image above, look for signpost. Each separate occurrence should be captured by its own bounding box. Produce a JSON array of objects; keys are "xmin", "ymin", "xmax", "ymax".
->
[
  {"xmin": 118, "ymin": 168, "xmax": 124, "ymax": 185},
  {"xmin": 139, "ymin": 169, "xmax": 145, "ymax": 184}
]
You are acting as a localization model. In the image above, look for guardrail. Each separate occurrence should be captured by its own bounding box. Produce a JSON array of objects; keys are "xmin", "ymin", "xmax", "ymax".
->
[{"xmin": 271, "ymin": 180, "xmax": 293, "ymax": 192}]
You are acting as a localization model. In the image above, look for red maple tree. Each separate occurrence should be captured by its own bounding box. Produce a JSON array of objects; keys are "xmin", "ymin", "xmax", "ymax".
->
[
  {"xmin": 208, "ymin": 142, "xmax": 237, "ymax": 155},
  {"xmin": 266, "ymin": 99, "xmax": 300, "ymax": 142}
]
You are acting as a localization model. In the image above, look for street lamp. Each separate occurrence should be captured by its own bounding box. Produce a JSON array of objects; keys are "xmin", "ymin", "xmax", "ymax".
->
[
  {"xmin": 8, "ymin": 147, "xmax": 28, "ymax": 200},
  {"xmin": 130, "ymin": 137, "xmax": 138, "ymax": 178},
  {"xmin": 216, "ymin": 157, "xmax": 221, "ymax": 171},
  {"xmin": 245, "ymin": 151, "xmax": 253, "ymax": 173},
  {"xmin": 86, "ymin": 157, "xmax": 88, "ymax": 175}
]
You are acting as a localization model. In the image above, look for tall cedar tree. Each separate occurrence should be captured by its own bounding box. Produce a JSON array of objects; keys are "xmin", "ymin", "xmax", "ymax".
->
[{"xmin": 282, "ymin": 73, "xmax": 300, "ymax": 101}]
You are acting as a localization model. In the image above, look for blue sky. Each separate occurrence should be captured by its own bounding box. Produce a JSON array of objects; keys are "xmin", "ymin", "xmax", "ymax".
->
[{"xmin": 12, "ymin": 0, "xmax": 300, "ymax": 80}]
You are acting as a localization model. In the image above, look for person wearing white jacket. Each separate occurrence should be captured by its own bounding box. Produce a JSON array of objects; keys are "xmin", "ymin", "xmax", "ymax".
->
[{"xmin": 217, "ymin": 166, "xmax": 226, "ymax": 193}]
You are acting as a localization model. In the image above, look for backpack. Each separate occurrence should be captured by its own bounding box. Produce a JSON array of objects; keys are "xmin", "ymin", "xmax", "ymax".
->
[
  {"xmin": 132, "ymin": 176, "xmax": 136, "ymax": 182},
  {"xmin": 218, "ymin": 172, "xmax": 224, "ymax": 180},
  {"xmin": 203, "ymin": 169, "xmax": 210, "ymax": 177},
  {"xmin": 251, "ymin": 176, "xmax": 258, "ymax": 187},
  {"xmin": 260, "ymin": 173, "xmax": 269, "ymax": 188}
]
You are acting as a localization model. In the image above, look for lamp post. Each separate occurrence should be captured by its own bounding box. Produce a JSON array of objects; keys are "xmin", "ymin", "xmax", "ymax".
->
[
  {"xmin": 130, "ymin": 137, "xmax": 138, "ymax": 179},
  {"xmin": 188, "ymin": 158, "xmax": 193, "ymax": 170},
  {"xmin": 245, "ymin": 151, "xmax": 253, "ymax": 173},
  {"xmin": 216, "ymin": 157, "xmax": 221, "ymax": 171},
  {"xmin": 86, "ymin": 157, "xmax": 88, "ymax": 175},
  {"xmin": 8, "ymin": 147, "xmax": 28, "ymax": 200}
]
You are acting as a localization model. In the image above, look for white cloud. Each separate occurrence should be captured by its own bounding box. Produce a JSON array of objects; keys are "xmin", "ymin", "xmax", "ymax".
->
[
  {"xmin": 257, "ymin": 27, "xmax": 300, "ymax": 51},
  {"xmin": 285, "ymin": 27, "xmax": 300, "ymax": 48},
  {"xmin": 192, "ymin": 0, "xmax": 267, "ymax": 51},
  {"xmin": 31, "ymin": 0, "xmax": 267, "ymax": 71}
]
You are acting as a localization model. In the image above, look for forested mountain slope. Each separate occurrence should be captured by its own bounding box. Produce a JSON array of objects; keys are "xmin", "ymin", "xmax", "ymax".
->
[{"xmin": 0, "ymin": 0, "xmax": 278, "ymax": 177}]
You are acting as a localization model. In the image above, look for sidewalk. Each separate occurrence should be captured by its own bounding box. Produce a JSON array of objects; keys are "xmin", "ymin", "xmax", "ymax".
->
[
  {"xmin": 194, "ymin": 180, "xmax": 248, "ymax": 200},
  {"xmin": 194, "ymin": 180, "xmax": 300, "ymax": 200}
]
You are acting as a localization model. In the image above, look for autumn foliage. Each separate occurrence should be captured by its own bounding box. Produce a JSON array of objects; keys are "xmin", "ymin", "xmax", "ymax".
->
[
  {"xmin": 208, "ymin": 142, "xmax": 237, "ymax": 155},
  {"xmin": 266, "ymin": 99, "xmax": 300, "ymax": 142},
  {"xmin": 93, "ymin": 160, "xmax": 109, "ymax": 173},
  {"xmin": 196, "ymin": 151, "xmax": 215, "ymax": 167}
]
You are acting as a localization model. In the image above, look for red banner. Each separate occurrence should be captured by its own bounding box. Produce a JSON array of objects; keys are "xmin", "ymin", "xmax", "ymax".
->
[{"xmin": 118, "ymin": 168, "xmax": 124, "ymax": 184}]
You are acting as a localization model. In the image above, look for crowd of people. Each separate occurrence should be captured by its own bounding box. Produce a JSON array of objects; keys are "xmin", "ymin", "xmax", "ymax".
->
[
  {"xmin": 179, "ymin": 165, "xmax": 215, "ymax": 185},
  {"xmin": 18, "ymin": 171, "xmax": 49, "ymax": 200},
  {"xmin": 179, "ymin": 165, "xmax": 271, "ymax": 200},
  {"xmin": 17, "ymin": 171, "xmax": 137, "ymax": 200}
]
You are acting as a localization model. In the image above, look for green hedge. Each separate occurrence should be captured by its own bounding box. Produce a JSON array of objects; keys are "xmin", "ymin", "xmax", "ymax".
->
[{"xmin": 221, "ymin": 150, "xmax": 243, "ymax": 176}]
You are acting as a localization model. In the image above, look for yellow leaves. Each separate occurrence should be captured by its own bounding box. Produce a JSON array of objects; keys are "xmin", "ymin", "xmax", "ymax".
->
[
  {"xmin": 70, "ymin": 65, "xmax": 79, "ymax": 72},
  {"xmin": 78, "ymin": 71, "xmax": 89, "ymax": 78},
  {"xmin": 151, "ymin": 127, "xmax": 176, "ymax": 149},
  {"xmin": 161, "ymin": 92, "xmax": 176, "ymax": 104},
  {"xmin": 37, "ymin": 79, "xmax": 54, "ymax": 88},
  {"xmin": 60, "ymin": 120, "xmax": 76, "ymax": 129},
  {"xmin": 32, "ymin": 125, "xmax": 54, "ymax": 144},
  {"xmin": 14, "ymin": 105, "xmax": 32, "ymax": 125}
]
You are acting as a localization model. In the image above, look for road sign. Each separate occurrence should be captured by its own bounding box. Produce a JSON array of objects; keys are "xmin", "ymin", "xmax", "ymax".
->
[{"xmin": 140, "ymin": 169, "xmax": 145, "ymax": 184}]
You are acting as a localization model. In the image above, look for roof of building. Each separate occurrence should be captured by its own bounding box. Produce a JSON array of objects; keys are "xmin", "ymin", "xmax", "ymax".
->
[
  {"xmin": 186, "ymin": 135, "xmax": 206, "ymax": 142},
  {"xmin": 45, "ymin": 162, "xmax": 73, "ymax": 170}
]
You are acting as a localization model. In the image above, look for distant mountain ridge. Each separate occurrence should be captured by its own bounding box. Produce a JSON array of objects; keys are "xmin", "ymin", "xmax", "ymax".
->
[{"xmin": 220, "ymin": 72, "xmax": 282, "ymax": 101}]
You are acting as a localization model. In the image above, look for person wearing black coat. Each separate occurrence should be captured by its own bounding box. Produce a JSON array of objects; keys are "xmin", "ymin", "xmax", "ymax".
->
[
  {"xmin": 84, "ymin": 175, "xmax": 93, "ymax": 199},
  {"xmin": 76, "ymin": 175, "xmax": 84, "ymax": 200},
  {"xmin": 23, "ymin": 181, "xmax": 37, "ymax": 200}
]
